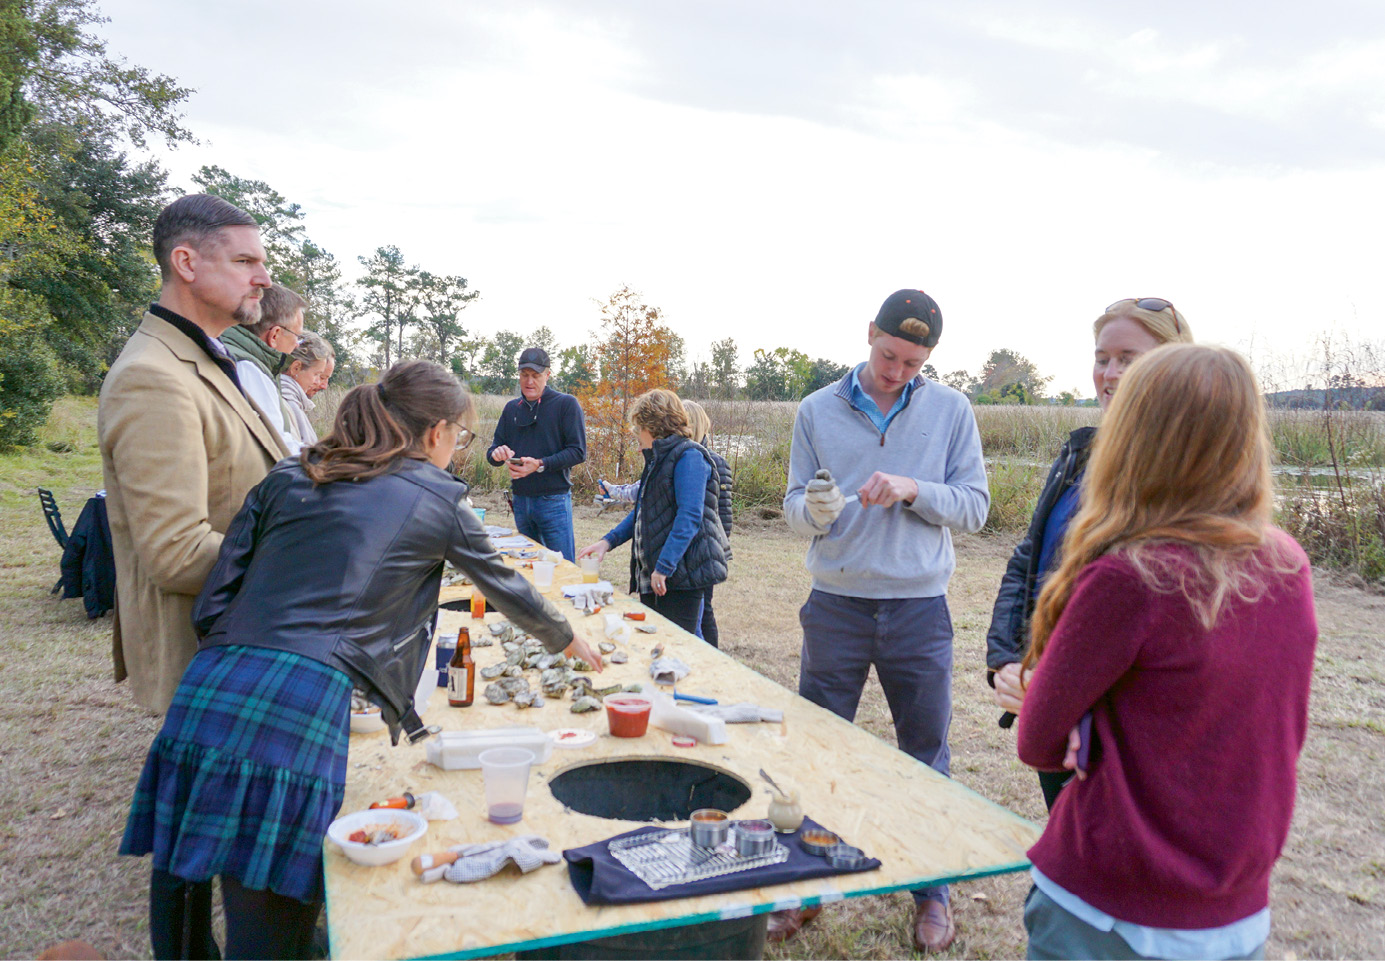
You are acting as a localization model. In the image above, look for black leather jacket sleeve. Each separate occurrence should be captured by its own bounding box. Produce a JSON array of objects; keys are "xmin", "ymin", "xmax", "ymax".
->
[
  {"xmin": 192, "ymin": 480, "xmax": 262, "ymax": 639},
  {"xmin": 444, "ymin": 501, "xmax": 574, "ymax": 655}
]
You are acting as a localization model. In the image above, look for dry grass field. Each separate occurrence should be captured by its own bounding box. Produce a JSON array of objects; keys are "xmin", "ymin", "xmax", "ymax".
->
[{"xmin": 0, "ymin": 399, "xmax": 1382, "ymax": 959}]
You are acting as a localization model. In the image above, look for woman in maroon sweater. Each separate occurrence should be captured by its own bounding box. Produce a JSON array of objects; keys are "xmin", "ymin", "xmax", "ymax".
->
[{"xmin": 1016, "ymin": 345, "xmax": 1317, "ymax": 960}]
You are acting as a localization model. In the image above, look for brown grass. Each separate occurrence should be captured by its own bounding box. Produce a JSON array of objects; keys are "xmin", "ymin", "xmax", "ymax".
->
[{"xmin": 0, "ymin": 402, "xmax": 1381, "ymax": 958}]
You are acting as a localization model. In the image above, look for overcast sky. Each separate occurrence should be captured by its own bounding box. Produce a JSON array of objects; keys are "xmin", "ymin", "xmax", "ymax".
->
[{"xmin": 95, "ymin": 0, "xmax": 1385, "ymax": 395}]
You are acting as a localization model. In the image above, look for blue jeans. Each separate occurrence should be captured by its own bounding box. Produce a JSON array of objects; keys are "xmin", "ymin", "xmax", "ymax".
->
[
  {"xmin": 512, "ymin": 492, "xmax": 575, "ymax": 561},
  {"xmin": 798, "ymin": 589, "xmax": 953, "ymax": 906}
]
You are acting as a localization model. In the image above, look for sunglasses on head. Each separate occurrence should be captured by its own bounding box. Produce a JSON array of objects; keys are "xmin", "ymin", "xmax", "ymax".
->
[{"xmin": 1108, "ymin": 297, "xmax": 1181, "ymax": 334}]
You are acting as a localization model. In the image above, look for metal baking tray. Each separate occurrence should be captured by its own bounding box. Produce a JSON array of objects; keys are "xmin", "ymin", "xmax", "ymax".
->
[{"xmin": 608, "ymin": 825, "xmax": 790, "ymax": 890}]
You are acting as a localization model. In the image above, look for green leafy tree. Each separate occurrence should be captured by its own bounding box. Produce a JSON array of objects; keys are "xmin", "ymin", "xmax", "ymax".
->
[
  {"xmin": 977, "ymin": 348, "xmax": 1051, "ymax": 403},
  {"xmin": 710, "ymin": 337, "xmax": 740, "ymax": 399},
  {"xmin": 802, "ymin": 357, "xmax": 849, "ymax": 396},
  {"xmin": 18, "ymin": 0, "xmax": 194, "ymax": 149},
  {"xmin": 744, "ymin": 348, "xmax": 788, "ymax": 400},
  {"xmin": 554, "ymin": 344, "xmax": 596, "ymax": 394},
  {"xmin": 415, "ymin": 271, "xmax": 478, "ymax": 366},
  {"xmin": 476, "ymin": 329, "xmax": 524, "ymax": 394},
  {"xmin": 357, "ymin": 245, "xmax": 418, "ymax": 368},
  {"xmin": 192, "ymin": 165, "xmax": 305, "ymax": 267},
  {"xmin": 526, "ymin": 325, "xmax": 559, "ymax": 359},
  {"xmin": 13, "ymin": 124, "xmax": 167, "ymax": 388},
  {"xmin": 0, "ymin": 137, "xmax": 85, "ymax": 445}
]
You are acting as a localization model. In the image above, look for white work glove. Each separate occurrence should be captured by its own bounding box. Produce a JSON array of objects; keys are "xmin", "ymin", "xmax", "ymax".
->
[{"xmin": 804, "ymin": 469, "xmax": 846, "ymax": 528}]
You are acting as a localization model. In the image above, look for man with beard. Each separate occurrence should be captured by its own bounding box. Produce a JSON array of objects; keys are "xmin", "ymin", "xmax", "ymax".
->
[
  {"xmin": 100, "ymin": 194, "xmax": 289, "ymax": 716},
  {"xmin": 99, "ymin": 194, "xmax": 289, "ymax": 959}
]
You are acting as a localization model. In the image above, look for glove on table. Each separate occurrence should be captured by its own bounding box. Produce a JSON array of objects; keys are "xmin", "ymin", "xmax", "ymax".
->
[
  {"xmin": 650, "ymin": 657, "xmax": 690, "ymax": 685},
  {"xmin": 423, "ymin": 836, "xmax": 562, "ymax": 884}
]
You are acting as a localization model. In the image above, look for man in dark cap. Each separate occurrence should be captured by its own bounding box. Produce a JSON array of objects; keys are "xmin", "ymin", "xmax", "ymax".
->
[
  {"xmin": 487, "ymin": 347, "xmax": 587, "ymax": 560},
  {"xmin": 778, "ymin": 289, "xmax": 990, "ymax": 952}
]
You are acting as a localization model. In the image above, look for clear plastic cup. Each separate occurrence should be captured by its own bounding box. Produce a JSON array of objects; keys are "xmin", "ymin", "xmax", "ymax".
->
[
  {"xmin": 474, "ymin": 507, "xmax": 487, "ymax": 523},
  {"xmin": 478, "ymin": 747, "xmax": 535, "ymax": 824},
  {"xmin": 533, "ymin": 561, "xmax": 555, "ymax": 590},
  {"xmin": 579, "ymin": 555, "xmax": 600, "ymax": 583}
]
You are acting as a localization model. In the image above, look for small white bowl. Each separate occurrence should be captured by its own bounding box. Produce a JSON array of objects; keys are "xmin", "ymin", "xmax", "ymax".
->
[
  {"xmin": 349, "ymin": 709, "xmax": 386, "ymax": 734},
  {"xmin": 327, "ymin": 809, "xmax": 427, "ymax": 866}
]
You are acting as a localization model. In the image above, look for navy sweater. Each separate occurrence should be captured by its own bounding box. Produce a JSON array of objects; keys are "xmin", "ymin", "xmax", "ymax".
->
[{"xmin": 486, "ymin": 387, "xmax": 587, "ymax": 496}]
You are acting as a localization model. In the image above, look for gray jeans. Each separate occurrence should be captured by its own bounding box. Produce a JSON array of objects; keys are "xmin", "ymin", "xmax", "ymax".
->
[
  {"xmin": 798, "ymin": 590, "xmax": 953, "ymax": 905},
  {"xmin": 1024, "ymin": 885, "xmax": 1267, "ymax": 961}
]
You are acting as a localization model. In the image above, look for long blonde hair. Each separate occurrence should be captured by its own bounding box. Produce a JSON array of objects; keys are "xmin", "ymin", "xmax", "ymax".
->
[{"xmin": 1023, "ymin": 345, "xmax": 1299, "ymax": 672}]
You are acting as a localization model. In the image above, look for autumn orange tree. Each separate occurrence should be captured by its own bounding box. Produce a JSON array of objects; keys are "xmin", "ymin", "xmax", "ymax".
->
[{"xmin": 578, "ymin": 285, "xmax": 680, "ymax": 483}]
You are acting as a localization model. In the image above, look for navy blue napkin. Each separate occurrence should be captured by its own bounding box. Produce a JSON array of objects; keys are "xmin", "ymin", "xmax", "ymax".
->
[{"xmin": 563, "ymin": 818, "xmax": 880, "ymax": 905}]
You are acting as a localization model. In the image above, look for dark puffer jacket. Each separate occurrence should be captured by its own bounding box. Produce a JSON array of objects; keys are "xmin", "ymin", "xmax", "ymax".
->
[
  {"xmin": 630, "ymin": 435, "xmax": 729, "ymax": 593},
  {"xmin": 193, "ymin": 457, "xmax": 574, "ymax": 744},
  {"xmin": 707, "ymin": 445, "xmax": 733, "ymax": 559}
]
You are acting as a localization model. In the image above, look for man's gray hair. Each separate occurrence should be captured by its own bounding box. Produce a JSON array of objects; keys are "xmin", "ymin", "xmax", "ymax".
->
[
  {"xmin": 242, "ymin": 283, "xmax": 307, "ymax": 337},
  {"xmin": 152, "ymin": 193, "xmax": 258, "ymax": 280}
]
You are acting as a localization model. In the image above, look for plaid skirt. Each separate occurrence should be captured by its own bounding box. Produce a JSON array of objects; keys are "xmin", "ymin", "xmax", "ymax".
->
[{"xmin": 121, "ymin": 645, "xmax": 352, "ymax": 904}]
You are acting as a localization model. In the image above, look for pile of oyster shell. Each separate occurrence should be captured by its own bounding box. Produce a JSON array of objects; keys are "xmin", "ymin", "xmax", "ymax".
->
[{"xmin": 478, "ymin": 620, "xmax": 639, "ymax": 713}]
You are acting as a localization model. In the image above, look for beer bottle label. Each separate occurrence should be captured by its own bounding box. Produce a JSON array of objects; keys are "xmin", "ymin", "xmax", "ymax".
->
[{"xmin": 448, "ymin": 664, "xmax": 473, "ymax": 703}]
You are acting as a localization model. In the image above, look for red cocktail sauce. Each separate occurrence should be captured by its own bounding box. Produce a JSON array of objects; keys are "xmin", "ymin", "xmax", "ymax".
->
[{"xmin": 605, "ymin": 695, "xmax": 652, "ymax": 737}]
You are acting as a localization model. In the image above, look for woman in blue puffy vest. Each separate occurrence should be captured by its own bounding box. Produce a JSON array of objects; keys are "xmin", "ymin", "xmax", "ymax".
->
[{"xmin": 579, "ymin": 389, "xmax": 729, "ymax": 638}]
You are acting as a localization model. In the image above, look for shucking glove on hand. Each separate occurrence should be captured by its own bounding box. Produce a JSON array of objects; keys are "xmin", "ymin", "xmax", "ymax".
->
[{"xmin": 805, "ymin": 469, "xmax": 847, "ymax": 528}]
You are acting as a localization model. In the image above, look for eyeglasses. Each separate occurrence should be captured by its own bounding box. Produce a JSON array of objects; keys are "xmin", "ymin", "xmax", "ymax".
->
[
  {"xmin": 453, "ymin": 424, "xmax": 475, "ymax": 451},
  {"xmin": 276, "ymin": 326, "xmax": 304, "ymax": 348},
  {"xmin": 1107, "ymin": 297, "xmax": 1181, "ymax": 334}
]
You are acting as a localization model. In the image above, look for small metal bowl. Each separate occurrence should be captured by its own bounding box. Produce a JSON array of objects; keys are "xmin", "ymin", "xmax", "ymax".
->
[
  {"xmin": 800, "ymin": 829, "xmax": 842, "ymax": 857},
  {"xmin": 825, "ymin": 843, "xmax": 869, "ymax": 870},
  {"xmin": 734, "ymin": 819, "xmax": 776, "ymax": 857},
  {"xmin": 689, "ymin": 809, "xmax": 730, "ymax": 848}
]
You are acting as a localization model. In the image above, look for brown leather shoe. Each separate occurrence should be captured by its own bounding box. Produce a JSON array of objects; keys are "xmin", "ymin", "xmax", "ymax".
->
[
  {"xmin": 912, "ymin": 898, "xmax": 955, "ymax": 953},
  {"xmin": 766, "ymin": 905, "xmax": 823, "ymax": 943}
]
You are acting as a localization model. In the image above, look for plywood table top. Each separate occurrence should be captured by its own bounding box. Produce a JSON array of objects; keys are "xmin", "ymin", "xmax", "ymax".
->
[{"xmin": 326, "ymin": 544, "xmax": 1040, "ymax": 960}]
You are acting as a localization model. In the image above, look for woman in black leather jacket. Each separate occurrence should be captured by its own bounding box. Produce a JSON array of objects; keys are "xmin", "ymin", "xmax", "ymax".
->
[
  {"xmin": 985, "ymin": 299, "xmax": 1192, "ymax": 809},
  {"xmin": 121, "ymin": 360, "xmax": 601, "ymax": 959}
]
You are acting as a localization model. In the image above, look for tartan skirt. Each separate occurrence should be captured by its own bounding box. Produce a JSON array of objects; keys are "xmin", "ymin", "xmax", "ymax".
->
[{"xmin": 120, "ymin": 645, "xmax": 353, "ymax": 904}]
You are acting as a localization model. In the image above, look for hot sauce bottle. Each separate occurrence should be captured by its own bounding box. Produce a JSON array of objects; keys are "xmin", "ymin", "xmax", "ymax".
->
[{"xmin": 447, "ymin": 627, "xmax": 475, "ymax": 707}]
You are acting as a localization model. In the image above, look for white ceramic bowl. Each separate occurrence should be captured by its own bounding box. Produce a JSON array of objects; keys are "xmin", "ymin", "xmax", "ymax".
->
[
  {"xmin": 349, "ymin": 708, "xmax": 386, "ymax": 734},
  {"xmin": 327, "ymin": 809, "xmax": 427, "ymax": 866}
]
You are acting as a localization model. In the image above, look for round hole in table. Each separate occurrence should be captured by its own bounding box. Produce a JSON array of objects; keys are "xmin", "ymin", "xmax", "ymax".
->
[{"xmin": 548, "ymin": 755, "xmax": 752, "ymax": 821}]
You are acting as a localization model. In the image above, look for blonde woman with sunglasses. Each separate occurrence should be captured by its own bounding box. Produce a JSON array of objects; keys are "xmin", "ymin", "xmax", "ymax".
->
[{"xmin": 986, "ymin": 298, "xmax": 1193, "ymax": 809}]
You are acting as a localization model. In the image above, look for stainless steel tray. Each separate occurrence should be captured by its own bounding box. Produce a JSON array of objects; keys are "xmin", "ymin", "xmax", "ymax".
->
[{"xmin": 608, "ymin": 825, "xmax": 790, "ymax": 890}]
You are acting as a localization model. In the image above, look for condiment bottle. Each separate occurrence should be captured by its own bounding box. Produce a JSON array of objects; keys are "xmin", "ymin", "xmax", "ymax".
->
[
  {"xmin": 767, "ymin": 789, "xmax": 804, "ymax": 834},
  {"xmin": 447, "ymin": 627, "xmax": 474, "ymax": 707},
  {"xmin": 470, "ymin": 588, "xmax": 486, "ymax": 619}
]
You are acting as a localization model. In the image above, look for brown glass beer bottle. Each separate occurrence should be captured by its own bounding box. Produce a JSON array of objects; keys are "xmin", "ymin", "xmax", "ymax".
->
[{"xmin": 447, "ymin": 627, "xmax": 475, "ymax": 707}]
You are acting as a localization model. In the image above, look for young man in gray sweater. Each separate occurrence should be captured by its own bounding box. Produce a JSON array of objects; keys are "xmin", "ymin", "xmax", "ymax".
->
[{"xmin": 779, "ymin": 288, "xmax": 990, "ymax": 953}]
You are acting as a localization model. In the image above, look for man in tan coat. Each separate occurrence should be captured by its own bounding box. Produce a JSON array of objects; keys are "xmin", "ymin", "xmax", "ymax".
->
[{"xmin": 99, "ymin": 194, "xmax": 289, "ymax": 715}]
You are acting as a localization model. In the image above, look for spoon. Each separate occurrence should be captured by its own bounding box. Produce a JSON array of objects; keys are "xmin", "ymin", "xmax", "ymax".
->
[{"xmin": 759, "ymin": 768, "xmax": 789, "ymax": 796}]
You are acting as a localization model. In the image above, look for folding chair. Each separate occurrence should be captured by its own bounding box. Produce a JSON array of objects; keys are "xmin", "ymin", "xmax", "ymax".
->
[{"xmin": 37, "ymin": 488, "xmax": 68, "ymax": 594}]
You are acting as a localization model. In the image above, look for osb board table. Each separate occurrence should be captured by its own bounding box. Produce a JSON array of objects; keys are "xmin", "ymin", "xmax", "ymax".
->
[{"xmin": 325, "ymin": 542, "xmax": 1040, "ymax": 960}]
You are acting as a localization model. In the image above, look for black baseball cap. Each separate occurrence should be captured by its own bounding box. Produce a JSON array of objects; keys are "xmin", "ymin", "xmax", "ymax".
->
[
  {"xmin": 517, "ymin": 347, "xmax": 550, "ymax": 372},
  {"xmin": 874, "ymin": 289, "xmax": 942, "ymax": 348}
]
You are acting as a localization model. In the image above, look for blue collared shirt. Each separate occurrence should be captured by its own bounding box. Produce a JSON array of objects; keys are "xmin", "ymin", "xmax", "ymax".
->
[{"xmin": 848, "ymin": 364, "xmax": 916, "ymax": 433}]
